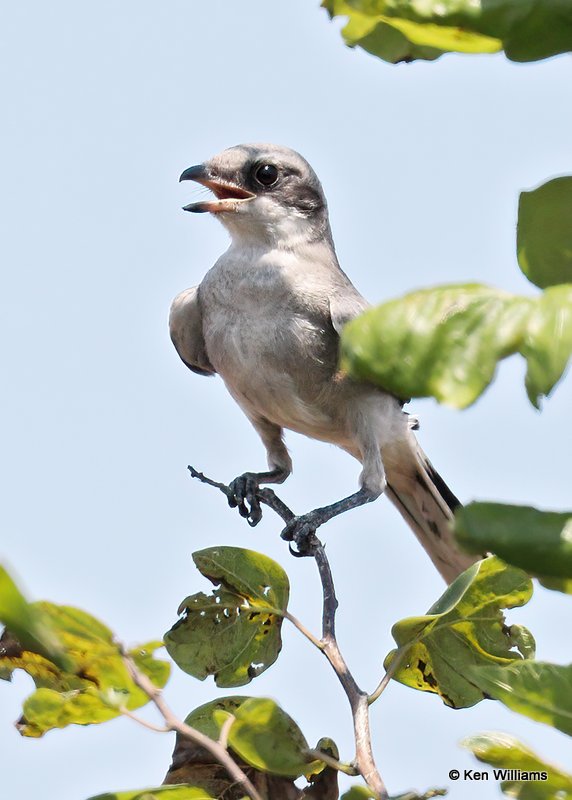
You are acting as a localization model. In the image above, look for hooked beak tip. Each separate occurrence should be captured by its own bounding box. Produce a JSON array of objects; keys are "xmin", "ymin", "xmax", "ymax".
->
[{"xmin": 179, "ymin": 164, "xmax": 207, "ymax": 183}]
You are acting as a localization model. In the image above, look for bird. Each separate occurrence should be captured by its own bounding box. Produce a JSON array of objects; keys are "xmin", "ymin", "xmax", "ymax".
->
[{"xmin": 170, "ymin": 143, "xmax": 477, "ymax": 583}]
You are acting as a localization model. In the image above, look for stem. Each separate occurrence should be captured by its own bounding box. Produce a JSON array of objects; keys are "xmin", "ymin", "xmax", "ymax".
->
[
  {"xmin": 284, "ymin": 611, "xmax": 324, "ymax": 650},
  {"xmin": 122, "ymin": 653, "xmax": 263, "ymax": 800},
  {"xmin": 188, "ymin": 465, "xmax": 389, "ymax": 800}
]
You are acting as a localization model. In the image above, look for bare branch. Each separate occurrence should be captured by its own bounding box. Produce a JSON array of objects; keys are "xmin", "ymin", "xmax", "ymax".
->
[
  {"xmin": 122, "ymin": 651, "xmax": 264, "ymax": 800},
  {"xmin": 188, "ymin": 464, "xmax": 389, "ymax": 800}
]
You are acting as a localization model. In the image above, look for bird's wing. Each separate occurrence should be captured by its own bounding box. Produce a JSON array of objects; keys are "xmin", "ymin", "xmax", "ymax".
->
[
  {"xmin": 327, "ymin": 280, "xmax": 370, "ymax": 336},
  {"xmin": 169, "ymin": 286, "xmax": 216, "ymax": 376}
]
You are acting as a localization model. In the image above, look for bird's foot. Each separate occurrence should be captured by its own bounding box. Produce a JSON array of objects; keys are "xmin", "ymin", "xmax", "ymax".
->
[
  {"xmin": 228, "ymin": 472, "xmax": 263, "ymax": 527},
  {"xmin": 280, "ymin": 512, "xmax": 323, "ymax": 556}
]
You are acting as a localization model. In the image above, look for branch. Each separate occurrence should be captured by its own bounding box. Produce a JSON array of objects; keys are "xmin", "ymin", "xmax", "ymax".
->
[
  {"xmin": 121, "ymin": 651, "xmax": 264, "ymax": 800},
  {"xmin": 188, "ymin": 465, "xmax": 388, "ymax": 800}
]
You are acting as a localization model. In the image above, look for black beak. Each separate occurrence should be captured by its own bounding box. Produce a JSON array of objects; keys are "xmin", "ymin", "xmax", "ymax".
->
[{"xmin": 179, "ymin": 164, "xmax": 208, "ymax": 183}]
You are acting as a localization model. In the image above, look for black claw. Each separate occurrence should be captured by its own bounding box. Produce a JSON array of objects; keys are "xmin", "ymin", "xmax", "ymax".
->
[{"xmin": 228, "ymin": 473, "xmax": 264, "ymax": 527}]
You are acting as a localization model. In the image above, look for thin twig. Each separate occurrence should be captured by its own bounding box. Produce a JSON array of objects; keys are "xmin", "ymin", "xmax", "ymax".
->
[
  {"xmin": 305, "ymin": 748, "xmax": 359, "ymax": 777},
  {"xmin": 284, "ymin": 611, "xmax": 324, "ymax": 650},
  {"xmin": 122, "ymin": 652, "xmax": 264, "ymax": 800},
  {"xmin": 119, "ymin": 706, "xmax": 170, "ymax": 733},
  {"xmin": 188, "ymin": 465, "xmax": 389, "ymax": 800},
  {"xmin": 368, "ymin": 650, "xmax": 405, "ymax": 706},
  {"xmin": 218, "ymin": 712, "xmax": 236, "ymax": 750}
]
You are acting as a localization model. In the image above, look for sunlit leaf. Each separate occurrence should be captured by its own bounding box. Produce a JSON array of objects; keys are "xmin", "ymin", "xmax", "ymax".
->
[
  {"xmin": 340, "ymin": 283, "xmax": 572, "ymax": 409},
  {"xmin": 214, "ymin": 697, "xmax": 323, "ymax": 778},
  {"xmin": 470, "ymin": 662, "xmax": 572, "ymax": 735},
  {"xmin": 455, "ymin": 503, "xmax": 572, "ymax": 585},
  {"xmin": 518, "ymin": 177, "xmax": 572, "ymax": 289},
  {"xmin": 0, "ymin": 572, "xmax": 170, "ymax": 737},
  {"xmin": 322, "ymin": 0, "xmax": 572, "ymax": 63},
  {"xmin": 165, "ymin": 548, "xmax": 289, "ymax": 687},
  {"xmin": 384, "ymin": 557, "xmax": 534, "ymax": 708},
  {"xmin": 463, "ymin": 732, "xmax": 572, "ymax": 799}
]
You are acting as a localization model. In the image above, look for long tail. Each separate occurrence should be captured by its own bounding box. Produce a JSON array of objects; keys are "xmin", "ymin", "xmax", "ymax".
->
[{"xmin": 385, "ymin": 441, "xmax": 478, "ymax": 584}]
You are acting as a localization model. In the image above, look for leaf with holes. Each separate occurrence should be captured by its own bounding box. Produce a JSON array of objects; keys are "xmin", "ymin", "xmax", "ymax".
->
[
  {"xmin": 384, "ymin": 557, "xmax": 534, "ymax": 708},
  {"xmin": 455, "ymin": 503, "xmax": 572, "ymax": 586},
  {"xmin": 340, "ymin": 283, "xmax": 572, "ymax": 409},
  {"xmin": 518, "ymin": 177, "xmax": 572, "ymax": 289},
  {"xmin": 164, "ymin": 547, "xmax": 289, "ymax": 687},
  {"xmin": 214, "ymin": 697, "xmax": 323, "ymax": 778},
  {"xmin": 463, "ymin": 732, "xmax": 572, "ymax": 799},
  {"xmin": 469, "ymin": 662, "xmax": 572, "ymax": 736}
]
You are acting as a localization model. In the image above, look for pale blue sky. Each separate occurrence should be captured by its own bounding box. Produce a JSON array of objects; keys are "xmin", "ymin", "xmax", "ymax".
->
[{"xmin": 1, "ymin": 2, "xmax": 571, "ymax": 798}]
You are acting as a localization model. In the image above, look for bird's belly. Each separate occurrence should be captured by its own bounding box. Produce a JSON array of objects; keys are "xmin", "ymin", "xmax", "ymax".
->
[{"xmin": 204, "ymin": 307, "xmax": 347, "ymax": 441}]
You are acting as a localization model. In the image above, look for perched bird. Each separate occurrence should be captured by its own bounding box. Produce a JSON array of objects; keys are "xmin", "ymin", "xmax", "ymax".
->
[{"xmin": 171, "ymin": 144, "xmax": 476, "ymax": 583}]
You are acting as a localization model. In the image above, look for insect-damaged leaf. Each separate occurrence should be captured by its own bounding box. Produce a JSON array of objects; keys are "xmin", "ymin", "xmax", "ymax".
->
[
  {"xmin": 214, "ymin": 697, "xmax": 324, "ymax": 778},
  {"xmin": 87, "ymin": 787, "xmax": 217, "ymax": 800},
  {"xmin": 518, "ymin": 177, "xmax": 572, "ymax": 289},
  {"xmin": 455, "ymin": 503, "xmax": 572, "ymax": 586},
  {"xmin": 469, "ymin": 662, "xmax": 572, "ymax": 736},
  {"xmin": 322, "ymin": 0, "xmax": 572, "ymax": 64},
  {"xmin": 0, "ymin": 566, "xmax": 170, "ymax": 737},
  {"xmin": 463, "ymin": 732, "xmax": 572, "ymax": 799},
  {"xmin": 164, "ymin": 547, "xmax": 289, "ymax": 687},
  {"xmin": 384, "ymin": 557, "xmax": 534, "ymax": 708},
  {"xmin": 340, "ymin": 283, "xmax": 572, "ymax": 409}
]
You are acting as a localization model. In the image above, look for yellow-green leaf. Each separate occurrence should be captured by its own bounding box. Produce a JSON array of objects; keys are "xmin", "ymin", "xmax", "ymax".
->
[
  {"xmin": 384, "ymin": 557, "xmax": 534, "ymax": 708},
  {"xmin": 215, "ymin": 697, "xmax": 323, "ymax": 778},
  {"xmin": 469, "ymin": 662, "xmax": 572, "ymax": 735},
  {"xmin": 463, "ymin": 732, "xmax": 572, "ymax": 799},
  {"xmin": 88, "ymin": 787, "xmax": 216, "ymax": 800},
  {"xmin": 165, "ymin": 547, "xmax": 289, "ymax": 687}
]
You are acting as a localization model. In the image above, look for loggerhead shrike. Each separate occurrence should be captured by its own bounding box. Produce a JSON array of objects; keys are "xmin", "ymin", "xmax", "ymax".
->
[{"xmin": 171, "ymin": 144, "xmax": 477, "ymax": 583}]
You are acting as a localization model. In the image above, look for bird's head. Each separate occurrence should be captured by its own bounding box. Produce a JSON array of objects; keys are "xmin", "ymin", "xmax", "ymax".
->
[{"xmin": 179, "ymin": 143, "xmax": 330, "ymax": 247}]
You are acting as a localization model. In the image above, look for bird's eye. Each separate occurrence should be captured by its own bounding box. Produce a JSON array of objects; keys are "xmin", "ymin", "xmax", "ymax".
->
[{"xmin": 254, "ymin": 163, "xmax": 279, "ymax": 187}]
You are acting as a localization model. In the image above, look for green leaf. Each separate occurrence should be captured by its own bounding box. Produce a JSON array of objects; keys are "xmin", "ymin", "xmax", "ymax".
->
[
  {"xmin": 0, "ymin": 565, "xmax": 67, "ymax": 669},
  {"xmin": 384, "ymin": 557, "xmax": 534, "ymax": 708},
  {"xmin": 165, "ymin": 547, "xmax": 289, "ymax": 687},
  {"xmin": 463, "ymin": 732, "xmax": 572, "ymax": 799},
  {"xmin": 342, "ymin": 790, "xmax": 446, "ymax": 800},
  {"xmin": 341, "ymin": 788, "xmax": 377, "ymax": 800},
  {"xmin": 455, "ymin": 503, "xmax": 572, "ymax": 585},
  {"xmin": 322, "ymin": 0, "xmax": 501, "ymax": 63},
  {"xmin": 214, "ymin": 697, "xmax": 323, "ymax": 778},
  {"xmin": 518, "ymin": 177, "xmax": 572, "ymax": 289},
  {"xmin": 184, "ymin": 696, "xmax": 251, "ymax": 740},
  {"xmin": 340, "ymin": 283, "xmax": 572, "ymax": 409},
  {"xmin": 323, "ymin": 0, "xmax": 572, "ymax": 63},
  {"xmin": 88, "ymin": 787, "xmax": 216, "ymax": 800},
  {"xmin": 0, "ymin": 582, "xmax": 170, "ymax": 737},
  {"xmin": 469, "ymin": 662, "xmax": 572, "ymax": 735}
]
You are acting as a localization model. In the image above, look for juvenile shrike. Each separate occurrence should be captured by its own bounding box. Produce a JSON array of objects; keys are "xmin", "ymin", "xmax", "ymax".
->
[{"xmin": 171, "ymin": 144, "xmax": 476, "ymax": 583}]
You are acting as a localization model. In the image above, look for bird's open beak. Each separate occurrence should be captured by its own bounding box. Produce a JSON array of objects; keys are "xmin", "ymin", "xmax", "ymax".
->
[{"xmin": 179, "ymin": 164, "xmax": 255, "ymax": 214}]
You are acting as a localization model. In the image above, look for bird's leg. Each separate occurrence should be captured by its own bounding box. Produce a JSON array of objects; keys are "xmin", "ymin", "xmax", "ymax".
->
[
  {"xmin": 228, "ymin": 467, "xmax": 289, "ymax": 527},
  {"xmin": 280, "ymin": 486, "xmax": 381, "ymax": 550}
]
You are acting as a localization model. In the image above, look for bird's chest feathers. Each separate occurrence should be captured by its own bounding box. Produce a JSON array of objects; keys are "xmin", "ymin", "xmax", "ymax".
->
[{"xmin": 200, "ymin": 252, "xmax": 337, "ymax": 424}]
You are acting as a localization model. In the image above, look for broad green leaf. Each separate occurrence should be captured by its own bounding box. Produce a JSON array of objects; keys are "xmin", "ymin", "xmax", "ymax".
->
[
  {"xmin": 518, "ymin": 177, "xmax": 572, "ymax": 289},
  {"xmin": 323, "ymin": 0, "xmax": 572, "ymax": 63},
  {"xmin": 0, "ymin": 588, "xmax": 170, "ymax": 736},
  {"xmin": 88, "ymin": 787, "xmax": 216, "ymax": 800},
  {"xmin": 455, "ymin": 503, "xmax": 572, "ymax": 584},
  {"xmin": 463, "ymin": 732, "xmax": 572, "ymax": 799},
  {"xmin": 184, "ymin": 696, "xmax": 251, "ymax": 740},
  {"xmin": 214, "ymin": 697, "xmax": 323, "ymax": 778},
  {"xmin": 340, "ymin": 283, "xmax": 572, "ymax": 409},
  {"xmin": 384, "ymin": 557, "xmax": 534, "ymax": 708},
  {"xmin": 522, "ymin": 285, "xmax": 572, "ymax": 406},
  {"xmin": 322, "ymin": 0, "xmax": 500, "ymax": 63},
  {"xmin": 0, "ymin": 565, "xmax": 67, "ymax": 669},
  {"xmin": 469, "ymin": 662, "xmax": 572, "ymax": 735},
  {"xmin": 165, "ymin": 547, "xmax": 289, "ymax": 687}
]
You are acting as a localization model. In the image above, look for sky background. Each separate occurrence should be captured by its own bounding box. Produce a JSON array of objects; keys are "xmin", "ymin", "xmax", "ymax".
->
[{"xmin": 1, "ymin": 2, "xmax": 571, "ymax": 798}]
